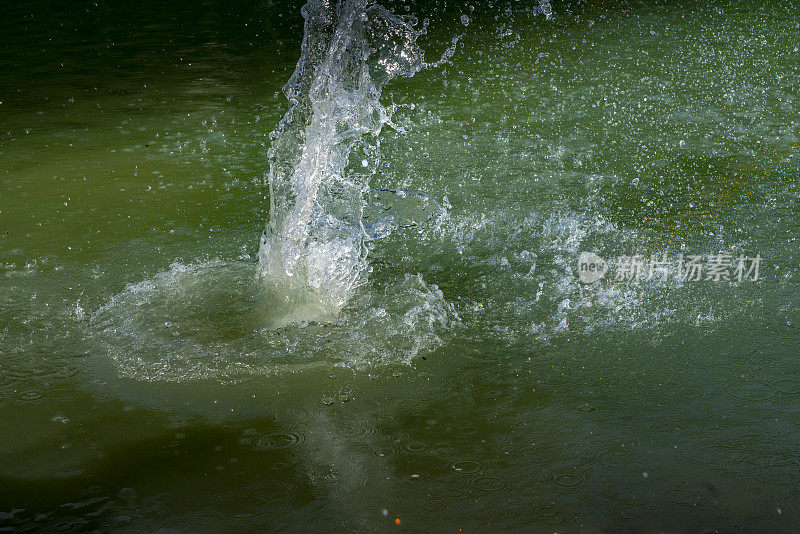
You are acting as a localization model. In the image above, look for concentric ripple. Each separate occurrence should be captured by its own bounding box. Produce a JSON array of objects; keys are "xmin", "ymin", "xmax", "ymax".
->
[{"xmin": 89, "ymin": 259, "xmax": 457, "ymax": 382}]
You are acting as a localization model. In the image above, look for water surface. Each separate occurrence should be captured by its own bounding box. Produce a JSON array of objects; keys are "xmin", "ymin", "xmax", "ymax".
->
[{"xmin": 2, "ymin": 0, "xmax": 800, "ymax": 531}]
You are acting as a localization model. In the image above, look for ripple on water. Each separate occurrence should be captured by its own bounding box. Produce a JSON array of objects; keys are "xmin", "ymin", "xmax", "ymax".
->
[
  {"xmin": 18, "ymin": 389, "xmax": 44, "ymax": 403},
  {"xmin": 766, "ymin": 399, "xmax": 800, "ymax": 415},
  {"xmin": 722, "ymin": 451, "xmax": 797, "ymax": 486},
  {"xmin": 342, "ymin": 419, "xmax": 382, "ymax": 442},
  {"xmin": 598, "ymin": 489, "xmax": 647, "ymax": 521},
  {"xmin": 403, "ymin": 440, "xmax": 429, "ymax": 454},
  {"xmin": 412, "ymin": 487, "xmax": 450, "ymax": 516},
  {"xmin": 725, "ymin": 380, "xmax": 774, "ymax": 402},
  {"xmin": 450, "ymin": 459, "xmax": 483, "ymax": 475},
  {"xmin": 270, "ymin": 461, "xmax": 290, "ymax": 471},
  {"xmin": 664, "ymin": 488, "xmax": 696, "ymax": 508},
  {"xmin": 151, "ymin": 518, "xmax": 199, "ymax": 532},
  {"xmin": 766, "ymin": 377, "xmax": 800, "ymax": 396},
  {"xmin": 390, "ymin": 472, "xmax": 427, "ymax": 496},
  {"xmin": 242, "ymin": 482, "xmax": 298, "ymax": 507},
  {"xmin": 185, "ymin": 511, "xmax": 225, "ymax": 529},
  {"xmin": 149, "ymin": 511, "xmax": 225, "ymax": 531},
  {"xmin": 255, "ymin": 431, "xmax": 306, "ymax": 450},
  {"xmin": 469, "ymin": 473, "xmax": 510, "ymax": 494},
  {"xmin": 533, "ymin": 504, "xmax": 567, "ymax": 527},
  {"xmin": 221, "ymin": 482, "xmax": 299, "ymax": 525},
  {"xmin": 45, "ymin": 518, "xmax": 86, "ymax": 533},
  {"xmin": 90, "ymin": 260, "xmax": 456, "ymax": 382},
  {"xmin": 552, "ymin": 471, "xmax": 585, "ymax": 488},
  {"xmin": 593, "ymin": 445, "xmax": 633, "ymax": 471},
  {"xmin": 237, "ymin": 427, "xmax": 259, "ymax": 446},
  {"xmin": 6, "ymin": 363, "xmax": 80, "ymax": 383},
  {"xmin": 430, "ymin": 441, "xmax": 458, "ymax": 460}
]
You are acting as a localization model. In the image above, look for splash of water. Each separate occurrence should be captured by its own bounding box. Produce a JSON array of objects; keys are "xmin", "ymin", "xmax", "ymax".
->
[
  {"xmin": 258, "ymin": 0, "xmax": 455, "ymax": 313},
  {"xmin": 538, "ymin": 0, "xmax": 553, "ymax": 20}
]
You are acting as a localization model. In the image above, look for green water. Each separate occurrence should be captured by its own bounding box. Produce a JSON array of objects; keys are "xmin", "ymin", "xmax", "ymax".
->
[{"xmin": 2, "ymin": 0, "xmax": 800, "ymax": 531}]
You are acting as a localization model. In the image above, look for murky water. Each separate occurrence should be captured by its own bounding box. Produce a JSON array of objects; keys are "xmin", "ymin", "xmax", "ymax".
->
[{"xmin": 2, "ymin": 0, "xmax": 800, "ymax": 531}]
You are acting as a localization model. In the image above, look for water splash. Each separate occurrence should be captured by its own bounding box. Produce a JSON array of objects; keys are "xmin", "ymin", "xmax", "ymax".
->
[
  {"xmin": 538, "ymin": 0, "xmax": 553, "ymax": 20},
  {"xmin": 258, "ymin": 0, "xmax": 456, "ymax": 313},
  {"xmin": 86, "ymin": 1, "xmax": 464, "ymax": 383},
  {"xmin": 90, "ymin": 260, "xmax": 457, "ymax": 381}
]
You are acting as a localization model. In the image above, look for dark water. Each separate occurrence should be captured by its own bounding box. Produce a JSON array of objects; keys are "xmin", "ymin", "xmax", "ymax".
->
[{"xmin": 2, "ymin": 0, "xmax": 800, "ymax": 531}]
